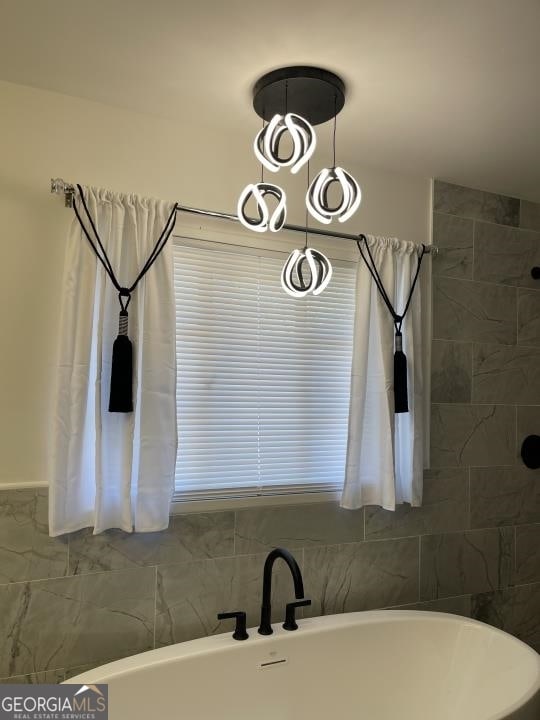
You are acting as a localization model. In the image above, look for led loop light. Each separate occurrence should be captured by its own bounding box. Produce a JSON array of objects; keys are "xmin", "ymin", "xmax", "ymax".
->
[
  {"xmin": 306, "ymin": 166, "xmax": 361, "ymax": 224},
  {"xmin": 237, "ymin": 182, "xmax": 286, "ymax": 233},
  {"xmin": 254, "ymin": 113, "xmax": 316, "ymax": 175},
  {"xmin": 281, "ymin": 247, "xmax": 333, "ymax": 297}
]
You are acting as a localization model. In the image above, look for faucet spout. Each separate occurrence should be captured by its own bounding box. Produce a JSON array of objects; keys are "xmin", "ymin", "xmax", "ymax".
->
[{"xmin": 258, "ymin": 547, "xmax": 305, "ymax": 635}]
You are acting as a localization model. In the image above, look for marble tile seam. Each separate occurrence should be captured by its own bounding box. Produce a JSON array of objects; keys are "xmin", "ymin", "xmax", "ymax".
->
[
  {"xmin": 0, "ymin": 565, "xmax": 155, "ymax": 588},
  {"xmin": 434, "ymin": 275, "xmax": 521, "ymax": 291},
  {"xmin": 431, "ymin": 401, "xmax": 529, "ymax": 407},
  {"xmin": 432, "ymin": 210, "xmax": 521, "ymax": 231}
]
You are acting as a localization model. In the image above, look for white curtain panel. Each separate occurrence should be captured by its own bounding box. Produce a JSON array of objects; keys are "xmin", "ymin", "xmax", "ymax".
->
[
  {"xmin": 341, "ymin": 236, "xmax": 428, "ymax": 511},
  {"xmin": 48, "ymin": 187, "xmax": 177, "ymax": 535}
]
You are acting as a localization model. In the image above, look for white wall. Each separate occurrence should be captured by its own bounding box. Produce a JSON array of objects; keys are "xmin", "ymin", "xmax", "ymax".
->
[{"xmin": 0, "ymin": 79, "xmax": 431, "ymax": 486}]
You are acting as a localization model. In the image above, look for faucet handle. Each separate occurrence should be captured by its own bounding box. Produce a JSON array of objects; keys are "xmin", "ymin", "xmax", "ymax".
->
[
  {"xmin": 217, "ymin": 611, "xmax": 249, "ymax": 641},
  {"xmin": 283, "ymin": 598, "xmax": 311, "ymax": 631}
]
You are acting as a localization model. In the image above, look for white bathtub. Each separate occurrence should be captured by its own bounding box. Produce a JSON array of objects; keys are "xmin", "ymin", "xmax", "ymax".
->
[{"xmin": 66, "ymin": 610, "xmax": 540, "ymax": 720}]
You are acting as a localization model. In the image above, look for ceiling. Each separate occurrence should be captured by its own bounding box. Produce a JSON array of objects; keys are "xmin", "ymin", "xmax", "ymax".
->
[{"xmin": 1, "ymin": 0, "xmax": 540, "ymax": 200}]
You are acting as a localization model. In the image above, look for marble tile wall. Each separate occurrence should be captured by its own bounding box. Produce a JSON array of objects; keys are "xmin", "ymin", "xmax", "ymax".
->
[
  {"xmin": 0, "ymin": 181, "xmax": 539, "ymax": 684},
  {"xmin": 430, "ymin": 179, "xmax": 540, "ymax": 653}
]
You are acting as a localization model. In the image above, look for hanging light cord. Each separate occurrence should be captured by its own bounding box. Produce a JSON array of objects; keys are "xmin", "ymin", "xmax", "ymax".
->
[
  {"xmin": 304, "ymin": 160, "xmax": 310, "ymax": 251},
  {"xmin": 356, "ymin": 234, "xmax": 426, "ymax": 335},
  {"xmin": 260, "ymin": 112, "xmax": 265, "ymax": 183},
  {"xmin": 332, "ymin": 94, "xmax": 337, "ymax": 169}
]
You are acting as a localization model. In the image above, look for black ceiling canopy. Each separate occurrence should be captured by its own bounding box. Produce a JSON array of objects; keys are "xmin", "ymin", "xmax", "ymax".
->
[{"xmin": 253, "ymin": 66, "xmax": 346, "ymax": 126}]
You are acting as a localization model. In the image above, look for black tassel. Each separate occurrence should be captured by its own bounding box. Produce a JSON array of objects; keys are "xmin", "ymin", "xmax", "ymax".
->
[
  {"xmin": 394, "ymin": 332, "xmax": 409, "ymax": 413},
  {"xmin": 109, "ymin": 310, "xmax": 133, "ymax": 412}
]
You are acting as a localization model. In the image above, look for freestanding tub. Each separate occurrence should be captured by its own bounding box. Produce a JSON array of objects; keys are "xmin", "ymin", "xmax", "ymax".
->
[{"xmin": 65, "ymin": 610, "xmax": 540, "ymax": 720}]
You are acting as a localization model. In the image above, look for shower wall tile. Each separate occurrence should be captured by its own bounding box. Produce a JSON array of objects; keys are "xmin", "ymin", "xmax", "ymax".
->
[
  {"xmin": 431, "ymin": 340, "xmax": 472, "ymax": 403},
  {"xmin": 420, "ymin": 528, "xmax": 514, "ymax": 600},
  {"xmin": 303, "ymin": 538, "xmax": 419, "ymax": 616},
  {"xmin": 234, "ymin": 502, "xmax": 364, "ymax": 555},
  {"xmin": 470, "ymin": 467, "xmax": 540, "ymax": 529},
  {"xmin": 474, "ymin": 221, "xmax": 540, "ymax": 288},
  {"xmin": 518, "ymin": 289, "xmax": 540, "ymax": 346},
  {"xmin": 472, "ymin": 583, "xmax": 540, "ymax": 652},
  {"xmin": 0, "ymin": 489, "xmax": 68, "ymax": 584},
  {"xmin": 433, "ymin": 276, "xmax": 516, "ymax": 344},
  {"xmin": 520, "ymin": 200, "xmax": 540, "ymax": 231},
  {"xmin": 365, "ymin": 468, "xmax": 469, "ymax": 540},
  {"xmin": 517, "ymin": 406, "xmax": 540, "ymax": 463},
  {"xmin": 432, "ymin": 213, "xmax": 473, "ymax": 279},
  {"xmin": 430, "ymin": 404, "xmax": 515, "ymax": 468},
  {"xmin": 517, "ymin": 405, "xmax": 540, "ymax": 438},
  {"xmin": 433, "ymin": 180, "xmax": 519, "ymax": 226},
  {"xmin": 515, "ymin": 525, "xmax": 540, "ymax": 585},
  {"xmin": 68, "ymin": 511, "xmax": 234, "ymax": 574},
  {"xmin": 472, "ymin": 343, "xmax": 540, "ymax": 404},
  {"xmin": 0, "ymin": 567, "xmax": 156, "ymax": 678},
  {"xmin": 155, "ymin": 553, "xmax": 295, "ymax": 646}
]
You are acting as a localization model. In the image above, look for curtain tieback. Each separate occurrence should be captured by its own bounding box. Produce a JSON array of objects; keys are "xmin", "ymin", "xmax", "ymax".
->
[
  {"xmin": 356, "ymin": 236, "xmax": 426, "ymax": 413},
  {"xmin": 72, "ymin": 185, "xmax": 178, "ymax": 413}
]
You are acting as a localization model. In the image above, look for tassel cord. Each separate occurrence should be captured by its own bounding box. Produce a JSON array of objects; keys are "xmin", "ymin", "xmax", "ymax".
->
[
  {"xmin": 73, "ymin": 184, "xmax": 178, "ymax": 301},
  {"xmin": 356, "ymin": 235, "xmax": 426, "ymax": 413},
  {"xmin": 355, "ymin": 235, "xmax": 426, "ymax": 338},
  {"xmin": 72, "ymin": 185, "xmax": 178, "ymax": 413}
]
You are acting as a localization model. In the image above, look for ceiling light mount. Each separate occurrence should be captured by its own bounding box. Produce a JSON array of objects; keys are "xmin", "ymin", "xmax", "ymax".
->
[{"xmin": 253, "ymin": 66, "xmax": 346, "ymax": 126}]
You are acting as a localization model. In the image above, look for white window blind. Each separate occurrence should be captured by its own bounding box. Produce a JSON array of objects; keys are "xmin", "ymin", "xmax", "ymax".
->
[{"xmin": 173, "ymin": 239, "xmax": 356, "ymax": 501}]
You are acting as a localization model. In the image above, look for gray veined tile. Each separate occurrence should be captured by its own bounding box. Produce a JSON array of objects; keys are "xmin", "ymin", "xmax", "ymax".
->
[
  {"xmin": 420, "ymin": 528, "xmax": 514, "ymax": 600},
  {"xmin": 155, "ymin": 552, "xmax": 300, "ymax": 647},
  {"xmin": 303, "ymin": 538, "xmax": 419, "ymax": 616},
  {"xmin": 472, "ymin": 583, "xmax": 540, "ymax": 653},
  {"xmin": 433, "ymin": 181, "xmax": 519, "ymax": 227},
  {"xmin": 365, "ymin": 468, "xmax": 469, "ymax": 540},
  {"xmin": 0, "ymin": 567, "xmax": 156, "ymax": 678},
  {"xmin": 470, "ymin": 467, "xmax": 540, "ymax": 529},
  {"xmin": 432, "ymin": 212, "xmax": 473, "ymax": 279},
  {"xmin": 517, "ymin": 406, "xmax": 540, "ymax": 462},
  {"xmin": 234, "ymin": 502, "xmax": 363, "ymax": 555},
  {"xmin": 515, "ymin": 525, "xmax": 540, "ymax": 585},
  {"xmin": 433, "ymin": 276, "xmax": 516, "ymax": 345},
  {"xmin": 0, "ymin": 669, "xmax": 64, "ymax": 684},
  {"xmin": 520, "ymin": 200, "xmax": 540, "ymax": 231},
  {"xmin": 430, "ymin": 404, "xmax": 515, "ymax": 468},
  {"xmin": 431, "ymin": 340, "xmax": 472, "ymax": 403},
  {"xmin": 0, "ymin": 489, "xmax": 68, "ymax": 584},
  {"xmin": 68, "ymin": 511, "xmax": 234, "ymax": 574},
  {"xmin": 472, "ymin": 343, "xmax": 540, "ymax": 404},
  {"xmin": 474, "ymin": 221, "xmax": 540, "ymax": 288},
  {"xmin": 518, "ymin": 289, "xmax": 540, "ymax": 347}
]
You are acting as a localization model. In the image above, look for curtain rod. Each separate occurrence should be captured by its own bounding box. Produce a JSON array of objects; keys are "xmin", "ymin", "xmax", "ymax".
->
[{"xmin": 50, "ymin": 178, "xmax": 438, "ymax": 254}]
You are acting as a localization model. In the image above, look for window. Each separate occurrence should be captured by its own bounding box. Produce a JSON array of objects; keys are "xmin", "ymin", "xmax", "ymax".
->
[{"xmin": 173, "ymin": 238, "xmax": 356, "ymax": 502}]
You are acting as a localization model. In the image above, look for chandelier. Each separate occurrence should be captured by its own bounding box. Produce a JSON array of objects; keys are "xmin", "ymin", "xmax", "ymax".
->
[{"xmin": 237, "ymin": 66, "xmax": 361, "ymax": 296}]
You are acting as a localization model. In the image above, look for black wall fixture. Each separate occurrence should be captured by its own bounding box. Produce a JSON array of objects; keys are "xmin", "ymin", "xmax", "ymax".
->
[
  {"xmin": 531, "ymin": 267, "xmax": 540, "ymax": 280},
  {"xmin": 521, "ymin": 435, "xmax": 540, "ymax": 469}
]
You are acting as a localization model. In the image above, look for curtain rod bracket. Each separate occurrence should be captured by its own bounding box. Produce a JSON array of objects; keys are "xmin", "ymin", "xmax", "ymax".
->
[
  {"xmin": 51, "ymin": 178, "xmax": 75, "ymax": 207},
  {"xmin": 50, "ymin": 178, "xmax": 437, "ymax": 254}
]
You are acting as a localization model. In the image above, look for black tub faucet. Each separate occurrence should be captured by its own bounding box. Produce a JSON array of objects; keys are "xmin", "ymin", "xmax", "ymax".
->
[{"xmin": 258, "ymin": 547, "xmax": 306, "ymax": 635}]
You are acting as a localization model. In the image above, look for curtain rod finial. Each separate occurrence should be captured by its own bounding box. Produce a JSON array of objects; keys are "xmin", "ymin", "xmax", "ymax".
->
[{"xmin": 51, "ymin": 178, "xmax": 75, "ymax": 207}]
